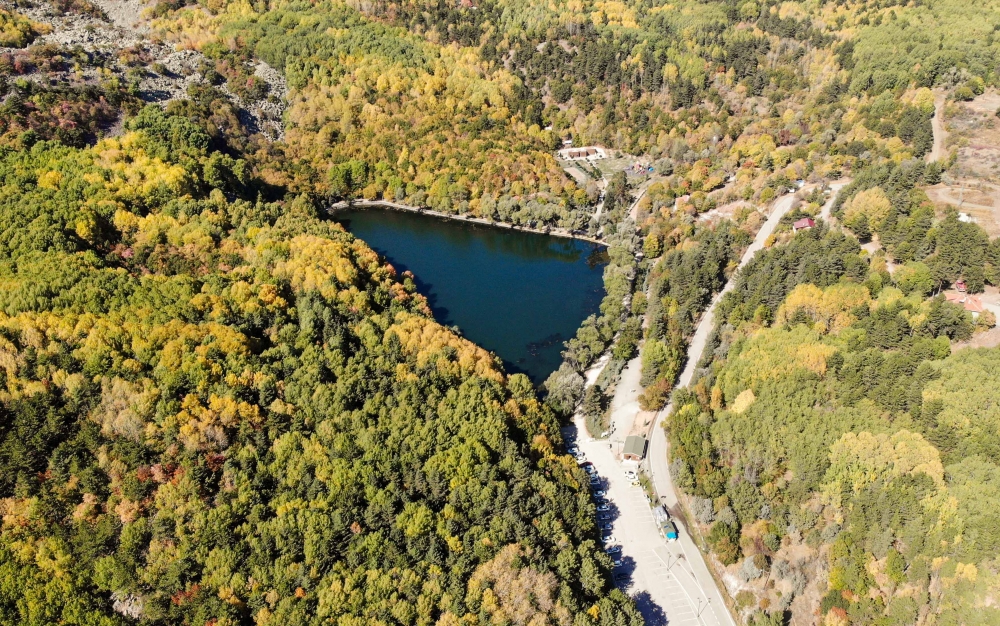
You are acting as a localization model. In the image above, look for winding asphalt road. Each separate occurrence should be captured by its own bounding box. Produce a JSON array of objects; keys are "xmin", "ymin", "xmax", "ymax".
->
[
  {"xmin": 641, "ymin": 190, "xmax": 807, "ymax": 624},
  {"xmin": 567, "ymin": 190, "xmax": 815, "ymax": 626}
]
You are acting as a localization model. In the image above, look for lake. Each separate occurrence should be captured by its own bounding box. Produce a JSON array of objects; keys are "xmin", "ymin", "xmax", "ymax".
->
[{"xmin": 334, "ymin": 208, "xmax": 608, "ymax": 383}]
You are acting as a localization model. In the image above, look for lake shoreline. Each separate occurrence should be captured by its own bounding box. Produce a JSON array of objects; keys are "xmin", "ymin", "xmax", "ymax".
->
[
  {"xmin": 327, "ymin": 199, "xmax": 607, "ymax": 247},
  {"xmin": 331, "ymin": 205, "xmax": 608, "ymax": 382}
]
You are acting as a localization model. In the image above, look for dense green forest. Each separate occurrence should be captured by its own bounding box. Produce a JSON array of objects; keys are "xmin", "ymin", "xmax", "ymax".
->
[
  {"xmin": 666, "ymin": 161, "xmax": 1000, "ymax": 625},
  {"xmin": 0, "ymin": 106, "xmax": 645, "ymax": 625},
  {"xmin": 147, "ymin": 0, "xmax": 980, "ymax": 228},
  {"xmin": 7, "ymin": 0, "xmax": 1000, "ymax": 622}
]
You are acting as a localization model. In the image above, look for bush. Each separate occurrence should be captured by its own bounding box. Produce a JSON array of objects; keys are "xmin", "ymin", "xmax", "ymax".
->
[
  {"xmin": 738, "ymin": 555, "xmax": 765, "ymax": 582},
  {"xmin": 707, "ymin": 521, "xmax": 742, "ymax": 565},
  {"xmin": 543, "ymin": 363, "xmax": 584, "ymax": 417},
  {"xmin": 691, "ymin": 496, "xmax": 715, "ymax": 524},
  {"xmin": 955, "ymin": 85, "xmax": 975, "ymax": 101}
]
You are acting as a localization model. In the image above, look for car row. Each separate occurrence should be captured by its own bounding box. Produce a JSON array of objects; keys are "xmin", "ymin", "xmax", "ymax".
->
[{"xmin": 566, "ymin": 436, "xmax": 630, "ymax": 587}]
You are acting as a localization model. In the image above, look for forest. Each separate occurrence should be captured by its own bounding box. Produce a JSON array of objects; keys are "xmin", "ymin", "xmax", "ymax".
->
[
  {"xmin": 0, "ymin": 105, "xmax": 644, "ymax": 625},
  {"xmin": 145, "ymin": 0, "xmax": 968, "ymax": 229},
  {"xmin": 665, "ymin": 160, "xmax": 1000, "ymax": 624},
  {"xmin": 5, "ymin": 0, "xmax": 1000, "ymax": 623}
]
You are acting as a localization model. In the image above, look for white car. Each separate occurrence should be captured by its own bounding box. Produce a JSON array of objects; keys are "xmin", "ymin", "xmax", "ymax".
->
[
  {"xmin": 602, "ymin": 534, "xmax": 616, "ymax": 544},
  {"xmin": 624, "ymin": 471, "xmax": 637, "ymax": 480}
]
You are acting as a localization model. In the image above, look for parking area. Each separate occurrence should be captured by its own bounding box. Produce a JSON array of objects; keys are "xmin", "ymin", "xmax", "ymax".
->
[{"xmin": 565, "ymin": 422, "xmax": 711, "ymax": 626}]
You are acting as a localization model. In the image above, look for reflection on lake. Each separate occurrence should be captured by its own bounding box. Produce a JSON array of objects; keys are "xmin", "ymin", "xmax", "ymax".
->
[{"xmin": 335, "ymin": 208, "xmax": 607, "ymax": 383}]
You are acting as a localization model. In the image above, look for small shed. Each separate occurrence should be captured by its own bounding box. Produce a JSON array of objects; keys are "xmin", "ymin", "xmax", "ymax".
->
[
  {"xmin": 622, "ymin": 435, "xmax": 648, "ymax": 461},
  {"xmin": 792, "ymin": 217, "xmax": 815, "ymax": 232}
]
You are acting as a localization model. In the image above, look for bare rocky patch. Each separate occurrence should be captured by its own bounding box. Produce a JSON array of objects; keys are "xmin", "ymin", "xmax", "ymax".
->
[{"xmin": 1, "ymin": 0, "xmax": 286, "ymax": 139}]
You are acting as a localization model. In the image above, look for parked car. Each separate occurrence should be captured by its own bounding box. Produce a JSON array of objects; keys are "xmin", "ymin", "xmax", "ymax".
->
[
  {"xmin": 605, "ymin": 545, "xmax": 621, "ymax": 555},
  {"xmin": 567, "ymin": 446, "xmax": 579, "ymax": 455},
  {"xmin": 597, "ymin": 503, "xmax": 610, "ymax": 512},
  {"xmin": 614, "ymin": 572, "xmax": 629, "ymax": 583},
  {"xmin": 598, "ymin": 513, "xmax": 612, "ymax": 521},
  {"xmin": 585, "ymin": 465, "xmax": 598, "ymax": 475},
  {"xmin": 630, "ymin": 480, "xmax": 641, "ymax": 487},
  {"xmin": 589, "ymin": 477, "xmax": 601, "ymax": 486},
  {"xmin": 624, "ymin": 470, "xmax": 637, "ymax": 480},
  {"xmin": 599, "ymin": 522, "xmax": 612, "ymax": 530},
  {"xmin": 602, "ymin": 534, "xmax": 616, "ymax": 543},
  {"xmin": 593, "ymin": 490, "xmax": 606, "ymax": 498},
  {"xmin": 612, "ymin": 559, "xmax": 623, "ymax": 567}
]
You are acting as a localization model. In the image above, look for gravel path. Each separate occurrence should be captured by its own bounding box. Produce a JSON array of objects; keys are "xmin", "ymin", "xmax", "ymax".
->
[{"xmin": 928, "ymin": 91, "xmax": 948, "ymax": 163}]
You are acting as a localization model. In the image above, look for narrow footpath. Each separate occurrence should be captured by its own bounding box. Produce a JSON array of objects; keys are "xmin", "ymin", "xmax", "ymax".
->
[{"xmin": 927, "ymin": 92, "xmax": 948, "ymax": 164}]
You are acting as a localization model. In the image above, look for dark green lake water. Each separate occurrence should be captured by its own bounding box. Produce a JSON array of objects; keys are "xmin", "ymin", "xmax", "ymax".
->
[{"xmin": 334, "ymin": 208, "xmax": 608, "ymax": 383}]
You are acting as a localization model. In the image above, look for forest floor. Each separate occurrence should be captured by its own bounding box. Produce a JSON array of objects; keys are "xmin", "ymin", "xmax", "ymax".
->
[
  {"xmin": 926, "ymin": 90, "xmax": 1000, "ymax": 235},
  {"xmin": 926, "ymin": 181, "xmax": 1000, "ymax": 236}
]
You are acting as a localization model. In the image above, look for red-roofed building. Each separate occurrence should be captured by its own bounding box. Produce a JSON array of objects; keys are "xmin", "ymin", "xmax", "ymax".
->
[
  {"xmin": 946, "ymin": 292, "xmax": 985, "ymax": 317},
  {"xmin": 793, "ymin": 217, "xmax": 815, "ymax": 232}
]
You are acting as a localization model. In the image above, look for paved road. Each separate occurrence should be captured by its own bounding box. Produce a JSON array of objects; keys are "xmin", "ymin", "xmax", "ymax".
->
[
  {"xmin": 570, "ymin": 191, "xmax": 813, "ymax": 626},
  {"xmin": 645, "ymin": 190, "xmax": 808, "ymax": 624},
  {"xmin": 567, "ymin": 413, "xmax": 723, "ymax": 626}
]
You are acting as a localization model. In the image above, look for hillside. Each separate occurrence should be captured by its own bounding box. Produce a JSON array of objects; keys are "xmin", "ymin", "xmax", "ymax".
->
[
  {"xmin": 0, "ymin": 106, "xmax": 644, "ymax": 624},
  {"xmin": 3, "ymin": 0, "xmax": 1000, "ymax": 624}
]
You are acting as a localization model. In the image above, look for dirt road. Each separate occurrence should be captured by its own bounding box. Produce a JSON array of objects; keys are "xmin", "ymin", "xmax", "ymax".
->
[{"xmin": 928, "ymin": 92, "xmax": 948, "ymax": 163}]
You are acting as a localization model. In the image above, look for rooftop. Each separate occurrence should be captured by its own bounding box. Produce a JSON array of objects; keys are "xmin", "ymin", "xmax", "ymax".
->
[{"xmin": 623, "ymin": 435, "xmax": 647, "ymax": 458}]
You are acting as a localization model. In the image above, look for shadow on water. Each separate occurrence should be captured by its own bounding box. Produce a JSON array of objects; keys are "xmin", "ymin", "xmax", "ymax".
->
[
  {"xmin": 333, "ymin": 207, "xmax": 608, "ymax": 383},
  {"xmin": 587, "ymin": 246, "xmax": 611, "ymax": 268},
  {"xmin": 353, "ymin": 235, "xmax": 454, "ymax": 324}
]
